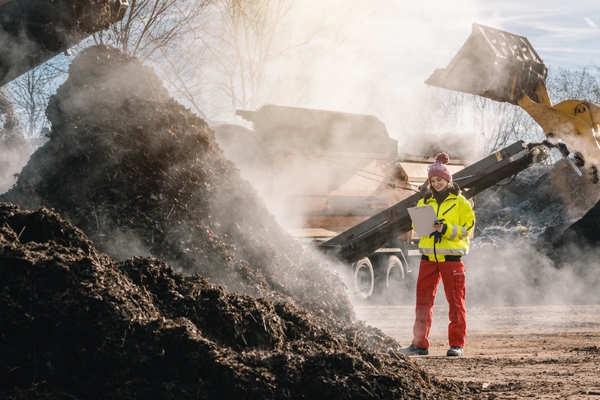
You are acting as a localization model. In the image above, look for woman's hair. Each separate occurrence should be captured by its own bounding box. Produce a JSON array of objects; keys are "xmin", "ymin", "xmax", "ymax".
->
[{"xmin": 420, "ymin": 181, "xmax": 461, "ymax": 201}]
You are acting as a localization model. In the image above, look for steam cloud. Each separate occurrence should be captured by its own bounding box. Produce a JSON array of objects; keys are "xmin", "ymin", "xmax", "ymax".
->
[
  {"xmin": 1, "ymin": 45, "xmax": 356, "ymax": 323},
  {"xmin": 2, "ymin": 0, "xmax": 599, "ymax": 315}
]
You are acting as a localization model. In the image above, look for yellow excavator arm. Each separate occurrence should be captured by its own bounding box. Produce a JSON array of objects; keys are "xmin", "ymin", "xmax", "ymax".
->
[
  {"xmin": 518, "ymin": 93, "xmax": 600, "ymax": 172},
  {"xmin": 426, "ymin": 23, "xmax": 600, "ymax": 182}
]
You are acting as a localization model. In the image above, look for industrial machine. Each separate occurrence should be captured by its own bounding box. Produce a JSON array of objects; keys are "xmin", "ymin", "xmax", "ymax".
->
[
  {"xmin": 220, "ymin": 24, "xmax": 598, "ymax": 300},
  {"xmin": 0, "ymin": 0, "xmax": 129, "ymax": 87},
  {"xmin": 318, "ymin": 23, "xmax": 600, "ymax": 299},
  {"xmin": 215, "ymin": 105, "xmax": 541, "ymax": 300},
  {"xmin": 425, "ymin": 23, "xmax": 600, "ymax": 182},
  {"xmin": 217, "ymin": 109, "xmax": 550, "ymax": 299},
  {"xmin": 319, "ymin": 141, "xmax": 549, "ymax": 295}
]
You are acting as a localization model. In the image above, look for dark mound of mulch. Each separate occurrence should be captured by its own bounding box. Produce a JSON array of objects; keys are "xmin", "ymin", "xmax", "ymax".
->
[
  {"xmin": 556, "ymin": 201, "xmax": 600, "ymax": 247},
  {"xmin": 473, "ymin": 160, "xmax": 600, "ymax": 245},
  {"xmin": 544, "ymin": 195, "xmax": 600, "ymax": 270},
  {"xmin": 471, "ymin": 158, "xmax": 600, "ymax": 287},
  {"xmin": 0, "ymin": 204, "xmax": 477, "ymax": 399},
  {"xmin": 0, "ymin": 45, "xmax": 352, "ymax": 321}
]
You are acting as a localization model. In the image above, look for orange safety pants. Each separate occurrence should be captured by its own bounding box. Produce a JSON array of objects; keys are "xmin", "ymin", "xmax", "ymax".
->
[{"xmin": 411, "ymin": 259, "xmax": 466, "ymax": 349}]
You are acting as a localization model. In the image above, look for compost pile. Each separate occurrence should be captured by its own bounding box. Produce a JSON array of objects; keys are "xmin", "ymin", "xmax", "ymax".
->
[
  {"xmin": 0, "ymin": 204, "xmax": 478, "ymax": 399},
  {"xmin": 473, "ymin": 160, "xmax": 600, "ymax": 246},
  {"xmin": 0, "ymin": 45, "xmax": 481, "ymax": 399},
  {"xmin": 1, "ymin": 45, "xmax": 352, "ymax": 321},
  {"xmin": 471, "ymin": 157, "xmax": 600, "ymax": 290}
]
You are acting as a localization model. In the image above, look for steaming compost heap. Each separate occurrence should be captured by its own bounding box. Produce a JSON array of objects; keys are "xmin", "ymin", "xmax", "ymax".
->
[
  {"xmin": 0, "ymin": 46, "xmax": 479, "ymax": 398},
  {"xmin": 473, "ymin": 160, "xmax": 600, "ymax": 247},
  {"xmin": 471, "ymin": 159, "xmax": 600, "ymax": 299},
  {"xmin": 0, "ymin": 204, "xmax": 478, "ymax": 399},
  {"xmin": 1, "ymin": 44, "xmax": 352, "ymax": 319}
]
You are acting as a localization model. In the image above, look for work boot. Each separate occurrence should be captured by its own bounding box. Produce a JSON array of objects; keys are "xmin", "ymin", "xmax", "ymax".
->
[
  {"xmin": 447, "ymin": 346, "xmax": 463, "ymax": 356},
  {"xmin": 399, "ymin": 344, "xmax": 429, "ymax": 356}
]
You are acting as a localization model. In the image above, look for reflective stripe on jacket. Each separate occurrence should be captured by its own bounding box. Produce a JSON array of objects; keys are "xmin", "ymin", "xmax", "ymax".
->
[{"xmin": 416, "ymin": 192, "xmax": 475, "ymax": 262}]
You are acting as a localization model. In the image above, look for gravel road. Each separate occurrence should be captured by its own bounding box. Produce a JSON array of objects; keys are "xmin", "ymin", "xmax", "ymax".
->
[{"xmin": 356, "ymin": 304, "xmax": 600, "ymax": 399}]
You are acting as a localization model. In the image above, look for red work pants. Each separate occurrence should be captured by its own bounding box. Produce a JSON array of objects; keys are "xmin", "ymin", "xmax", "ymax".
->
[{"xmin": 411, "ymin": 259, "xmax": 466, "ymax": 349}]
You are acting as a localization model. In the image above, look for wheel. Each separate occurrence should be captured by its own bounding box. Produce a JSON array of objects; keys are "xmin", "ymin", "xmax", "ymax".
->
[
  {"xmin": 352, "ymin": 258, "xmax": 374, "ymax": 299},
  {"xmin": 384, "ymin": 255, "xmax": 405, "ymax": 292}
]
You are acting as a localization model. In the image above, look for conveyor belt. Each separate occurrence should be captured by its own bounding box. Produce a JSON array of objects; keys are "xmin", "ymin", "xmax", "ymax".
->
[{"xmin": 319, "ymin": 141, "xmax": 549, "ymax": 263}]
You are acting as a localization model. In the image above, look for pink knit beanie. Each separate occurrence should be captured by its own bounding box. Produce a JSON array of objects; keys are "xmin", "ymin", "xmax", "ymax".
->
[{"xmin": 428, "ymin": 152, "xmax": 452, "ymax": 182}]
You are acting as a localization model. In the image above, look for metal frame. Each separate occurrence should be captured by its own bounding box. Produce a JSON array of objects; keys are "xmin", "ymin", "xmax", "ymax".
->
[{"xmin": 319, "ymin": 141, "xmax": 548, "ymax": 263}]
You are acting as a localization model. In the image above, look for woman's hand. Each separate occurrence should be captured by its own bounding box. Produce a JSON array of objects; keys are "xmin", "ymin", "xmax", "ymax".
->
[{"xmin": 432, "ymin": 222, "xmax": 444, "ymax": 232}]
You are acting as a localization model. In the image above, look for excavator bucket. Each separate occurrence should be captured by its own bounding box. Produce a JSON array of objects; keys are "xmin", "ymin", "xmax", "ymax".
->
[
  {"xmin": 0, "ymin": 0, "xmax": 129, "ymax": 87},
  {"xmin": 426, "ymin": 23, "xmax": 548, "ymax": 105}
]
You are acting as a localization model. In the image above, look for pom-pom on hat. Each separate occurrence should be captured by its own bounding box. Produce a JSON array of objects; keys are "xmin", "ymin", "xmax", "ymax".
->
[{"xmin": 428, "ymin": 152, "xmax": 452, "ymax": 182}]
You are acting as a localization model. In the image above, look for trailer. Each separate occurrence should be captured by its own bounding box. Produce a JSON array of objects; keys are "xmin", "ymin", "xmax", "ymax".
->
[
  {"xmin": 319, "ymin": 140, "xmax": 549, "ymax": 298},
  {"xmin": 215, "ymin": 105, "xmax": 549, "ymax": 299}
]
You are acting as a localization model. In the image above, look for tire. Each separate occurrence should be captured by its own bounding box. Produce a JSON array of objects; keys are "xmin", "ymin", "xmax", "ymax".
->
[
  {"xmin": 352, "ymin": 258, "xmax": 374, "ymax": 299},
  {"xmin": 384, "ymin": 255, "xmax": 405, "ymax": 292}
]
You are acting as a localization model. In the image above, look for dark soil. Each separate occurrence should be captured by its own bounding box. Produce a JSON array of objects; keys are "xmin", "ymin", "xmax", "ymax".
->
[
  {"xmin": 358, "ymin": 304, "xmax": 600, "ymax": 400},
  {"xmin": 0, "ymin": 46, "xmax": 480, "ymax": 399},
  {"xmin": 0, "ymin": 204, "xmax": 478, "ymax": 399},
  {"xmin": 473, "ymin": 160, "xmax": 600, "ymax": 246},
  {"xmin": 557, "ymin": 202, "xmax": 600, "ymax": 247},
  {"xmin": 1, "ymin": 45, "xmax": 351, "ymax": 321},
  {"xmin": 1, "ymin": 0, "xmax": 119, "ymax": 48},
  {"xmin": 468, "ymin": 156, "xmax": 600, "ymax": 303}
]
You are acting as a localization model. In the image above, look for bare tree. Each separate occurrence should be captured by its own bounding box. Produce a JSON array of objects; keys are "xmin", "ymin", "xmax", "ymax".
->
[
  {"xmin": 188, "ymin": 0, "xmax": 371, "ymax": 119},
  {"xmin": 83, "ymin": 0, "xmax": 214, "ymax": 120},
  {"xmin": 479, "ymin": 67, "xmax": 600, "ymax": 153},
  {"xmin": 151, "ymin": 39, "xmax": 212, "ymax": 120},
  {"xmin": 408, "ymin": 86, "xmax": 545, "ymax": 158},
  {"xmin": 546, "ymin": 66, "xmax": 600, "ymax": 104},
  {"xmin": 192, "ymin": 0, "xmax": 304, "ymax": 116},
  {"xmin": 0, "ymin": 89, "xmax": 28, "ymax": 193},
  {"xmin": 91, "ymin": 0, "xmax": 211, "ymax": 61},
  {"xmin": 5, "ymin": 57, "xmax": 68, "ymax": 138},
  {"xmin": 75, "ymin": 0, "xmax": 379, "ymax": 123},
  {"xmin": 416, "ymin": 66, "xmax": 600, "ymax": 160},
  {"xmin": 0, "ymin": 89, "xmax": 23, "ymax": 145}
]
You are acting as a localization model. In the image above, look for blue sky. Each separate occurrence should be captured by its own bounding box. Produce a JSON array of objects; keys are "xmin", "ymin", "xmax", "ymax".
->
[
  {"xmin": 476, "ymin": 0, "xmax": 600, "ymax": 71},
  {"xmin": 301, "ymin": 0, "xmax": 600, "ymax": 128},
  {"xmin": 379, "ymin": 0, "xmax": 600, "ymax": 89}
]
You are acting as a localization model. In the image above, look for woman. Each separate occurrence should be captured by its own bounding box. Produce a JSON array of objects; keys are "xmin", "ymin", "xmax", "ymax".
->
[{"xmin": 400, "ymin": 152, "xmax": 475, "ymax": 357}]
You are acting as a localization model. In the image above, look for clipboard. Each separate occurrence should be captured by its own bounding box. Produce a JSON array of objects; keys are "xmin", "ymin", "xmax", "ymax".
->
[{"xmin": 407, "ymin": 205, "xmax": 437, "ymax": 237}]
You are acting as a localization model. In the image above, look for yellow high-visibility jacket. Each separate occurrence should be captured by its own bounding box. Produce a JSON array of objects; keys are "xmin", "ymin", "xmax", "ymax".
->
[{"xmin": 416, "ymin": 190, "xmax": 475, "ymax": 262}]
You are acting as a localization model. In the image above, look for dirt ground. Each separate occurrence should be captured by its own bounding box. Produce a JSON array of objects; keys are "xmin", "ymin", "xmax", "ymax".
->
[{"xmin": 355, "ymin": 304, "xmax": 600, "ymax": 399}]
